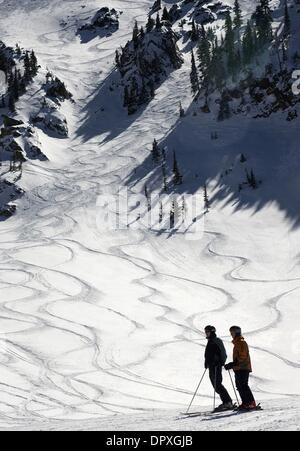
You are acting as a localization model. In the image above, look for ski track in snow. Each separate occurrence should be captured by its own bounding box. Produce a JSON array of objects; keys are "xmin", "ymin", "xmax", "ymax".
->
[{"xmin": 0, "ymin": 0, "xmax": 299, "ymax": 430}]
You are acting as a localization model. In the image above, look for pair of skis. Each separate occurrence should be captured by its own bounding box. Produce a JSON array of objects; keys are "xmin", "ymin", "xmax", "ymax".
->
[
  {"xmin": 183, "ymin": 369, "xmax": 263, "ymax": 420},
  {"xmin": 233, "ymin": 403, "xmax": 263, "ymax": 413},
  {"xmin": 180, "ymin": 404, "xmax": 262, "ymax": 419}
]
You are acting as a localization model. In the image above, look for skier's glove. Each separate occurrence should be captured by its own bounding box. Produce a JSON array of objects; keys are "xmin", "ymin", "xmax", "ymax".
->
[{"xmin": 224, "ymin": 362, "xmax": 234, "ymax": 371}]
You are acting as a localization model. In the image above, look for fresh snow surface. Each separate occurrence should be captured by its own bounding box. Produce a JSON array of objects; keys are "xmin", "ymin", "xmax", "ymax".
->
[
  {"xmin": 0, "ymin": 0, "xmax": 299, "ymax": 431},
  {"xmin": 1, "ymin": 398, "xmax": 299, "ymax": 431}
]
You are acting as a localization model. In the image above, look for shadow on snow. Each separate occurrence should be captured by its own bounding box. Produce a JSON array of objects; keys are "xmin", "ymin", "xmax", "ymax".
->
[{"xmin": 126, "ymin": 98, "xmax": 300, "ymax": 228}]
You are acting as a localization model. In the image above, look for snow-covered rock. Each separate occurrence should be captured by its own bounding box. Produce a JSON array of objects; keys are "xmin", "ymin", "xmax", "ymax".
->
[
  {"xmin": 117, "ymin": 25, "xmax": 183, "ymax": 114},
  {"xmin": 192, "ymin": 6, "xmax": 216, "ymax": 24},
  {"xmin": 78, "ymin": 7, "xmax": 119, "ymax": 39},
  {"xmin": 178, "ymin": 0, "xmax": 232, "ymax": 24},
  {"xmin": 0, "ymin": 119, "xmax": 46, "ymax": 160},
  {"xmin": 31, "ymin": 98, "xmax": 68, "ymax": 137},
  {"xmin": 0, "ymin": 177, "xmax": 23, "ymax": 218},
  {"xmin": 90, "ymin": 7, "xmax": 119, "ymax": 30},
  {"xmin": 0, "ymin": 40, "xmax": 16, "ymax": 73},
  {"xmin": 29, "ymin": 74, "xmax": 72, "ymax": 137},
  {"xmin": 44, "ymin": 74, "xmax": 73, "ymax": 102}
]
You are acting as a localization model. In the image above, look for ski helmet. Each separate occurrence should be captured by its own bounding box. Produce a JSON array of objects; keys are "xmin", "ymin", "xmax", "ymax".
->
[
  {"xmin": 205, "ymin": 325, "xmax": 216, "ymax": 334},
  {"xmin": 230, "ymin": 326, "xmax": 242, "ymax": 336}
]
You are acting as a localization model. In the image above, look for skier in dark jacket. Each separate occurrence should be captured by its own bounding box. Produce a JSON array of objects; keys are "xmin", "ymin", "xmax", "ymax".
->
[
  {"xmin": 204, "ymin": 325, "xmax": 233, "ymax": 412},
  {"xmin": 225, "ymin": 326, "xmax": 257, "ymax": 411}
]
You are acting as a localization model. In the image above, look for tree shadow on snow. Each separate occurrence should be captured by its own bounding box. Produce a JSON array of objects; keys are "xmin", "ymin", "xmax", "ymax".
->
[
  {"xmin": 126, "ymin": 99, "xmax": 300, "ymax": 229},
  {"xmin": 75, "ymin": 69, "xmax": 164, "ymax": 144}
]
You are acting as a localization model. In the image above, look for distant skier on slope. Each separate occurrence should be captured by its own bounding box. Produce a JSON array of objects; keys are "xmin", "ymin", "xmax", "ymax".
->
[
  {"xmin": 225, "ymin": 326, "xmax": 257, "ymax": 411},
  {"xmin": 204, "ymin": 325, "xmax": 234, "ymax": 412}
]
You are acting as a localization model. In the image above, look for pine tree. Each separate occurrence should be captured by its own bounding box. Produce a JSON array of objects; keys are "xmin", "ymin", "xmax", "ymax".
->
[
  {"xmin": 191, "ymin": 20, "xmax": 199, "ymax": 42},
  {"xmin": 247, "ymin": 169, "xmax": 258, "ymax": 189},
  {"xmin": 210, "ymin": 44, "xmax": 226, "ymax": 91},
  {"xmin": 224, "ymin": 11, "xmax": 236, "ymax": 75},
  {"xmin": 253, "ymin": 0, "xmax": 273, "ymax": 46},
  {"xmin": 173, "ymin": 151, "xmax": 183, "ymax": 185},
  {"xmin": 15, "ymin": 43, "xmax": 22, "ymax": 57},
  {"xmin": 155, "ymin": 13, "xmax": 161, "ymax": 30},
  {"xmin": 159, "ymin": 201, "xmax": 163, "ymax": 223},
  {"xmin": 146, "ymin": 16, "xmax": 155, "ymax": 32},
  {"xmin": 115, "ymin": 50, "xmax": 120, "ymax": 68},
  {"xmin": 162, "ymin": 164, "xmax": 168, "ymax": 192},
  {"xmin": 197, "ymin": 26, "xmax": 211, "ymax": 82},
  {"xmin": 204, "ymin": 184, "xmax": 210, "ymax": 212},
  {"xmin": 127, "ymin": 78, "xmax": 139, "ymax": 115},
  {"xmin": 190, "ymin": 50, "xmax": 200, "ymax": 95},
  {"xmin": 46, "ymin": 70, "xmax": 52, "ymax": 84},
  {"xmin": 181, "ymin": 196, "xmax": 186, "ymax": 222},
  {"xmin": 206, "ymin": 27, "xmax": 216, "ymax": 44},
  {"xmin": 179, "ymin": 102, "xmax": 185, "ymax": 117},
  {"xmin": 233, "ymin": 0, "xmax": 243, "ymax": 33},
  {"xmin": 240, "ymin": 153, "xmax": 247, "ymax": 163},
  {"xmin": 170, "ymin": 202, "xmax": 175, "ymax": 229},
  {"xmin": 225, "ymin": 12, "xmax": 234, "ymax": 51},
  {"xmin": 12, "ymin": 68, "xmax": 20, "ymax": 100},
  {"xmin": 283, "ymin": 0, "xmax": 291, "ymax": 37},
  {"xmin": 30, "ymin": 50, "xmax": 38, "ymax": 76},
  {"xmin": 132, "ymin": 21, "xmax": 139, "ymax": 47},
  {"xmin": 23, "ymin": 51, "xmax": 32, "ymax": 81},
  {"xmin": 144, "ymin": 185, "xmax": 151, "ymax": 211},
  {"xmin": 162, "ymin": 7, "xmax": 170, "ymax": 22},
  {"xmin": 151, "ymin": 139, "xmax": 160, "ymax": 162},
  {"xmin": 242, "ymin": 21, "xmax": 255, "ymax": 65}
]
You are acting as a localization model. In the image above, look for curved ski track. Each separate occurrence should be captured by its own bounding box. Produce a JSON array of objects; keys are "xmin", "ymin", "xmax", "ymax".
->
[{"xmin": 0, "ymin": 0, "xmax": 299, "ymax": 428}]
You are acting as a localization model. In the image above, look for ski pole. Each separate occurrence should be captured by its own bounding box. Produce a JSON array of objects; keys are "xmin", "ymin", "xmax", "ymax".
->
[
  {"xmin": 186, "ymin": 369, "xmax": 207, "ymax": 414},
  {"xmin": 228, "ymin": 369, "xmax": 240, "ymax": 405},
  {"xmin": 213, "ymin": 366, "xmax": 217, "ymax": 411}
]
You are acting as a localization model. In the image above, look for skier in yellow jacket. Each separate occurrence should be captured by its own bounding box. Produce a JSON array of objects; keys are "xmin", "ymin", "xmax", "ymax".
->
[{"xmin": 225, "ymin": 326, "xmax": 257, "ymax": 411}]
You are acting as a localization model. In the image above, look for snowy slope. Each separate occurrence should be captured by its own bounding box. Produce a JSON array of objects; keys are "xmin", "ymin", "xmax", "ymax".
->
[
  {"xmin": 0, "ymin": 398, "xmax": 299, "ymax": 431},
  {"xmin": 0, "ymin": 0, "xmax": 299, "ymax": 431}
]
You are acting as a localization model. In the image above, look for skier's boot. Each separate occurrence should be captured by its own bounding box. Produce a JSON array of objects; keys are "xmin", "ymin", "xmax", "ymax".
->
[
  {"xmin": 214, "ymin": 402, "xmax": 234, "ymax": 412},
  {"xmin": 246, "ymin": 401, "xmax": 257, "ymax": 410},
  {"xmin": 247, "ymin": 401, "xmax": 263, "ymax": 412},
  {"xmin": 236, "ymin": 402, "xmax": 261, "ymax": 412}
]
